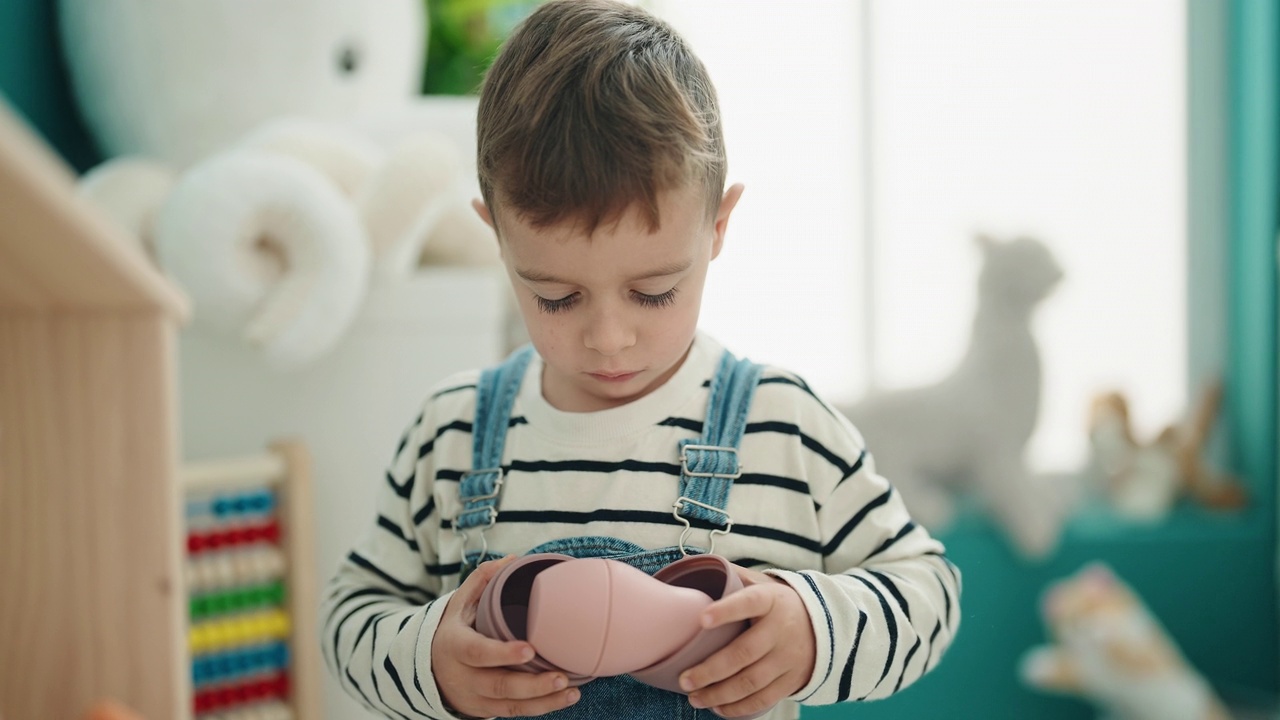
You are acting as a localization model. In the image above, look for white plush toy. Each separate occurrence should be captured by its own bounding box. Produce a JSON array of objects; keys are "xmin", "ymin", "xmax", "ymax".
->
[
  {"xmin": 837, "ymin": 235, "xmax": 1065, "ymax": 558},
  {"xmin": 60, "ymin": 0, "xmax": 499, "ymax": 369},
  {"xmin": 1021, "ymin": 563, "xmax": 1233, "ymax": 720}
]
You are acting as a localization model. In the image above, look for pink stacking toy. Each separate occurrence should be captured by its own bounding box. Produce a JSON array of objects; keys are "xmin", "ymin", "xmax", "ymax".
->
[
  {"xmin": 476, "ymin": 553, "xmax": 750, "ymax": 694},
  {"xmin": 528, "ymin": 558, "xmax": 713, "ymax": 676}
]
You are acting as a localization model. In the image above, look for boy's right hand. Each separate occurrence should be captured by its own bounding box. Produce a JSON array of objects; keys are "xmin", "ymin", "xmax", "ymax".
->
[{"xmin": 431, "ymin": 555, "xmax": 582, "ymax": 718}]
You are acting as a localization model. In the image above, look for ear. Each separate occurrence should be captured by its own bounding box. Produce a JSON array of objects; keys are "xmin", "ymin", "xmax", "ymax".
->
[
  {"xmin": 710, "ymin": 183, "xmax": 745, "ymax": 260},
  {"xmin": 975, "ymin": 233, "xmax": 998, "ymax": 252},
  {"xmin": 472, "ymin": 198, "xmax": 503, "ymax": 257},
  {"xmin": 472, "ymin": 197, "xmax": 495, "ymax": 231}
]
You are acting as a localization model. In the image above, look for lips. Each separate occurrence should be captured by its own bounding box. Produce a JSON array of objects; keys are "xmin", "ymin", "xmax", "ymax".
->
[{"xmin": 589, "ymin": 371, "xmax": 640, "ymax": 383}]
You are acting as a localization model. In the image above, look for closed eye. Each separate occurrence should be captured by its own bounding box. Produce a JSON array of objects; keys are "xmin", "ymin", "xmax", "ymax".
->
[
  {"xmin": 534, "ymin": 293, "xmax": 578, "ymax": 314},
  {"xmin": 534, "ymin": 287, "xmax": 679, "ymax": 314},
  {"xmin": 633, "ymin": 287, "xmax": 678, "ymax": 308}
]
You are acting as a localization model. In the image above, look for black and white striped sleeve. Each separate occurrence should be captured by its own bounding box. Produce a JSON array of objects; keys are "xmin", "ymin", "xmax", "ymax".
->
[
  {"xmin": 763, "ymin": 395, "xmax": 961, "ymax": 706},
  {"xmin": 318, "ymin": 398, "xmax": 464, "ymax": 720}
]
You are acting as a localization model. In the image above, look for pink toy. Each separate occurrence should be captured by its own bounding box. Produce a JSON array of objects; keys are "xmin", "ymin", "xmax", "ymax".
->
[
  {"xmin": 476, "ymin": 553, "xmax": 750, "ymax": 695},
  {"xmin": 529, "ymin": 558, "xmax": 713, "ymax": 676}
]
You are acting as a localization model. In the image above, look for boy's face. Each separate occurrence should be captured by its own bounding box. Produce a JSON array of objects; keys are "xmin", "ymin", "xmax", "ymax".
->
[{"xmin": 476, "ymin": 184, "xmax": 743, "ymax": 412}]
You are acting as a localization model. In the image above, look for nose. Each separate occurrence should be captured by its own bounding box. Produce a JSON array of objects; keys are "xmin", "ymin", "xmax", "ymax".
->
[{"xmin": 583, "ymin": 302, "xmax": 636, "ymax": 357}]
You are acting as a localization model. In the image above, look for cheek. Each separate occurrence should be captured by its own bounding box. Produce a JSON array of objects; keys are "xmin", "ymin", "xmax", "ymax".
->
[
  {"xmin": 519, "ymin": 304, "xmax": 559, "ymax": 339},
  {"xmin": 645, "ymin": 291, "xmax": 702, "ymax": 349},
  {"xmin": 516, "ymin": 300, "xmax": 572, "ymax": 356}
]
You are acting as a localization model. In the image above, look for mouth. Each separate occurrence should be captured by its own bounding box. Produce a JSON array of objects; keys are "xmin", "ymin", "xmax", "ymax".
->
[{"xmin": 588, "ymin": 371, "xmax": 640, "ymax": 383}]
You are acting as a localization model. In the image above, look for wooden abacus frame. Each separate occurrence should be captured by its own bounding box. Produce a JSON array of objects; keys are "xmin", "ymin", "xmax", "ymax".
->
[{"xmin": 180, "ymin": 440, "xmax": 322, "ymax": 720}]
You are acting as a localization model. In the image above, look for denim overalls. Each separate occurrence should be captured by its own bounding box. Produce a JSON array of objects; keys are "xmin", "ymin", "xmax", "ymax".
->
[{"xmin": 452, "ymin": 344, "xmax": 763, "ymax": 719}]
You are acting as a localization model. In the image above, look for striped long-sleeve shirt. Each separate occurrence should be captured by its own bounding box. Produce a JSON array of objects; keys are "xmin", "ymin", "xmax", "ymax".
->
[{"xmin": 321, "ymin": 332, "xmax": 961, "ymax": 720}]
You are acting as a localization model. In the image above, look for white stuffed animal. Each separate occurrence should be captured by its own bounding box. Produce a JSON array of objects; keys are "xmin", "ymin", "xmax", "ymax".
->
[
  {"xmin": 1021, "ymin": 563, "xmax": 1233, "ymax": 720},
  {"xmin": 837, "ymin": 234, "xmax": 1065, "ymax": 558},
  {"xmin": 60, "ymin": 0, "xmax": 499, "ymax": 369}
]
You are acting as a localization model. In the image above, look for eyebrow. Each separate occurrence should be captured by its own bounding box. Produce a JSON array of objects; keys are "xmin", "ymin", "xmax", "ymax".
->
[{"xmin": 515, "ymin": 260, "xmax": 693, "ymax": 284}]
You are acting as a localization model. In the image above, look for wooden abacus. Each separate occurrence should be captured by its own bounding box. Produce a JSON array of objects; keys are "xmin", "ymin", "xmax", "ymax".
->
[{"xmin": 180, "ymin": 441, "xmax": 321, "ymax": 720}]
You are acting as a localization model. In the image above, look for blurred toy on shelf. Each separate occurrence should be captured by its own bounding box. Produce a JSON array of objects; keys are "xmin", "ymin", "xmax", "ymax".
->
[
  {"xmin": 1082, "ymin": 381, "xmax": 1246, "ymax": 522},
  {"xmin": 1021, "ymin": 563, "xmax": 1233, "ymax": 720}
]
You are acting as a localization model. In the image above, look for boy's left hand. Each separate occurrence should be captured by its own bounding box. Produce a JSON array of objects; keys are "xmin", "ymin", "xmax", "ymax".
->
[{"xmin": 679, "ymin": 566, "xmax": 816, "ymax": 718}]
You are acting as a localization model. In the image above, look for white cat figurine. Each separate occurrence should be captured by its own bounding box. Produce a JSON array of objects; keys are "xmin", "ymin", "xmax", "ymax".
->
[
  {"xmin": 838, "ymin": 234, "xmax": 1064, "ymax": 557},
  {"xmin": 1021, "ymin": 563, "xmax": 1232, "ymax": 720}
]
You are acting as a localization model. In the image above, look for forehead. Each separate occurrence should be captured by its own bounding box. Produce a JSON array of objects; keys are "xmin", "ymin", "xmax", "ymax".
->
[{"xmin": 497, "ymin": 188, "xmax": 710, "ymax": 268}]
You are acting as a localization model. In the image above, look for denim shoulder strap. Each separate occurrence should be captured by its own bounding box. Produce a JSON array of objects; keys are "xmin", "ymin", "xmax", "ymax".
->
[
  {"xmin": 455, "ymin": 344, "xmax": 535, "ymax": 533},
  {"xmin": 675, "ymin": 349, "xmax": 763, "ymax": 541}
]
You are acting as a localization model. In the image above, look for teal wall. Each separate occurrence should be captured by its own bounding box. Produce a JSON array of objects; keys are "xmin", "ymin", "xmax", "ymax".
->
[
  {"xmin": 1229, "ymin": 0, "xmax": 1280, "ymax": 702},
  {"xmin": 1228, "ymin": 0, "xmax": 1279, "ymax": 503},
  {"xmin": 0, "ymin": 0, "xmax": 99, "ymax": 170}
]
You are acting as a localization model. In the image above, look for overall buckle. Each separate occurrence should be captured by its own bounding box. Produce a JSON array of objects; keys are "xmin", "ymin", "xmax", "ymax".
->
[
  {"xmin": 672, "ymin": 496, "xmax": 733, "ymax": 556},
  {"xmin": 679, "ymin": 445, "xmax": 743, "ymax": 479},
  {"xmin": 455, "ymin": 467, "xmax": 504, "ymax": 574}
]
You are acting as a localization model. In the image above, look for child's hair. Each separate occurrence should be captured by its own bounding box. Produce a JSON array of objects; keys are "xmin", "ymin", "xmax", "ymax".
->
[{"xmin": 477, "ymin": 0, "xmax": 726, "ymax": 234}]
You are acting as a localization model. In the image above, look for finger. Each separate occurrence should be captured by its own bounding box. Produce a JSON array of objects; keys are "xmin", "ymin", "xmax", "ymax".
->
[
  {"xmin": 679, "ymin": 622, "xmax": 772, "ymax": 692},
  {"xmin": 688, "ymin": 657, "xmax": 783, "ymax": 711},
  {"xmin": 474, "ymin": 669, "xmax": 574, "ymax": 701},
  {"xmin": 706, "ymin": 675, "xmax": 795, "ymax": 719},
  {"xmin": 475, "ymin": 686, "xmax": 582, "ymax": 718},
  {"xmin": 699, "ymin": 585, "xmax": 777, "ymax": 629},
  {"xmin": 454, "ymin": 629, "xmax": 538, "ymax": 669}
]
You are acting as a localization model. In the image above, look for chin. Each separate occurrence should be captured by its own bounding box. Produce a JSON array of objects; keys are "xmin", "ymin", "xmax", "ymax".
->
[{"xmin": 581, "ymin": 379, "xmax": 649, "ymax": 408}]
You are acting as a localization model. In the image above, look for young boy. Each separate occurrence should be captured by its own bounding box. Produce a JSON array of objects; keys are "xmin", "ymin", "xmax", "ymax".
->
[{"xmin": 321, "ymin": 2, "xmax": 960, "ymax": 718}]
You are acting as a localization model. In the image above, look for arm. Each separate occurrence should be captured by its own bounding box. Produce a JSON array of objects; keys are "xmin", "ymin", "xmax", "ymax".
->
[
  {"xmin": 680, "ymin": 393, "xmax": 961, "ymax": 716},
  {"xmin": 319, "ymin": 407, "xmax": 455, "ymax": 719},
  {"xmin": 768, "ymin": 448, "xmax": 961, "ymax": 705},
  {"xmin": 320, "ymin": 397, "xmax": 580, "ymax": 719}
]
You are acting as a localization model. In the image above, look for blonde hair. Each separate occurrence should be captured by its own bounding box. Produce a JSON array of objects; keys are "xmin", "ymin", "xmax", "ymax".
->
[{"xmin": 477, "ymin": 0, "xmax": 726, "ymax": 234}]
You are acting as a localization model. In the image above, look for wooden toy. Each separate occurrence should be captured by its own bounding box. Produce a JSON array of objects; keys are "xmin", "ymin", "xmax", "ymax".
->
[{"xmin": 0, "ymin": 98, "xmax": 319, "ymax": 720}]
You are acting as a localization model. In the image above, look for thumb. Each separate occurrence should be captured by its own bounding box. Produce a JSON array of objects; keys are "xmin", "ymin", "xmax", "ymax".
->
[
  {"xmin": 447, "ymin": 555, "xmax": 518, "ymax": 627},
  {"xmin": 732, "ymin": 565, "xmax": 776, "ymax": 587},
  {"xmin": 458, "ymin": 554, "xmax": 519, "ymax": 601}
]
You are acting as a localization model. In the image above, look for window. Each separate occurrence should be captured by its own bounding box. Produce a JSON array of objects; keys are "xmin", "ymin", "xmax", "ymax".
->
[
  {"xmin": 652, "ymin": 1, "xmax": 868, "ymax": 401},
  {"xmin": 655, "ymin": 0, "xmax": 1188, "ymax": 474}
]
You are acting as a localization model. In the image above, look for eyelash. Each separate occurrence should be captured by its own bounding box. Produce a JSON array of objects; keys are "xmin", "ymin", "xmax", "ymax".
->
[
  {"xmin": 634, "ymin": 287, "xmax": 679, "ymax": 309},
  {"xmin": 534, "ymin": 288, "xmax": 679, "ymax": 314},
  {"xmin": 535, "ymin": 295, "xmax": 577, "ymax": 314}
]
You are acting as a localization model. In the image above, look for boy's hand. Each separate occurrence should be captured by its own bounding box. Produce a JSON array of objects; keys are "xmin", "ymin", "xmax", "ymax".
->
[
  {"xmin": 431, "ymin": 555, "xmax": 581, "ymax": 718},
  {"xmin": 678, "ymin": 566, "xmax": 816, "ymax": 718}
]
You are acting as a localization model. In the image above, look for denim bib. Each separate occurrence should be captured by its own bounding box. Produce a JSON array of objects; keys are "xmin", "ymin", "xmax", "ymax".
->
[{"xmin": 454, "ymin": 344, "xmax": 762, "ymax": 719}]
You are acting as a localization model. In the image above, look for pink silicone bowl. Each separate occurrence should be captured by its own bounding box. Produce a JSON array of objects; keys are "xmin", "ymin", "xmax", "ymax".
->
[{"xmin": 474, "ymin": 553, "xmax": 748, "ymax": 692}]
